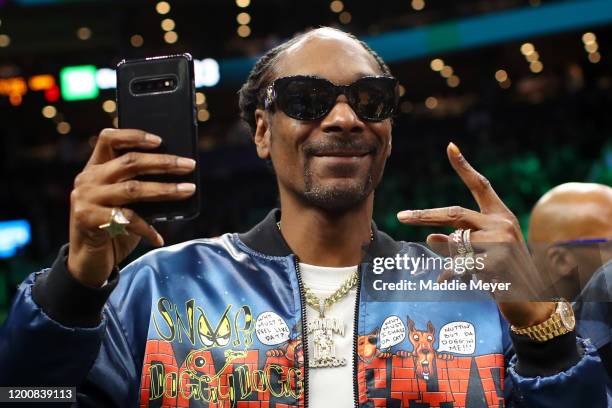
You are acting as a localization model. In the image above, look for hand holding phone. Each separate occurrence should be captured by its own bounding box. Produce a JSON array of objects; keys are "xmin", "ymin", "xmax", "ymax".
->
[
  {"xmin": 67, "ymin": 128, "xmax": 197, "ymax": 287},
  {"xmin": 66, "ymin": 54, "xmax": 200, "ymax": 287}
]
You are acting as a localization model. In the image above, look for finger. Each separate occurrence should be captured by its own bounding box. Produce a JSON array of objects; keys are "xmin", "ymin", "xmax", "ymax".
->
[
  {"xmin": 116, "ymin": 207, "xmax": 164, "ymax": 247},
  {"xmin": 91, "ymin": 180, "xmax": 197, "ymax": 205},
  {"xmin": 80, "ymin": 205, "xmax": 163, "ymax": 247},
  {"xmin": 87, "ymin": 129, "xmax": 162, "ymax": 166},
  {"xmin": 397, "ymin": 206, "xmax": 489, "ymax": 229},
  {"xmin": 97, "ymin": 152, "xmax": 196, "ymax": 183},
  {"xmin": 426, "ymin": 233, "xmax": 451, "ymax": 257},
  {"xmin": 446, "ymin": 143, "xmax": 507, "ymax": 214}
]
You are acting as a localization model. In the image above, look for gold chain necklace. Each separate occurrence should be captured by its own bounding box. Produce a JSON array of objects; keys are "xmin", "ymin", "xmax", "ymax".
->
[{"xmin": 276, "ymin": 221, "xmax": 371, "ymax": 368}]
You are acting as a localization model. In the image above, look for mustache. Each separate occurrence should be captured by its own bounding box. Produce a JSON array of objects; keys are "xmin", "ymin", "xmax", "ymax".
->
[{"xmin": 302, "ymin": 138, "xmax": 379, "ymax": 156}]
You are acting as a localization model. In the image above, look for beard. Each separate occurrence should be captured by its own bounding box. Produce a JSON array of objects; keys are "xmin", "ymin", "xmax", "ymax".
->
[
  {"xmin": 302, "ymin": 171, "xmax": 375, "ymax": 212},
  {"xmin": 299, "ymin": 138, "xmax": 384, "ymax": 212}
]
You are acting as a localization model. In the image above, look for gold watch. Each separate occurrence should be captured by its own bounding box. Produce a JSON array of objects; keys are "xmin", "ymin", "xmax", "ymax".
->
[{"xmin": 510, "ymin": 301, "xmax": 576, "ymax": 342}]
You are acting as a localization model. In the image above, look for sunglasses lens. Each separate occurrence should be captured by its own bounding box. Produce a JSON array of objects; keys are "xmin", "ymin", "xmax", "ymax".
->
[
  {"xmin": 350, "ymin": 78, "xmax": 397, "ymax": 121},
  {"xmin": 277, "ymin": 77, "xmax": 334, "ymax": 120}
]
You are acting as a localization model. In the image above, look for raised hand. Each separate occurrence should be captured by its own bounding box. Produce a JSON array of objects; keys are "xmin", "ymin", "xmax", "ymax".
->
[
  {"xmin": 67, "ymin": 128, "xmax": 197, "ymax": 288},
  {"xmin": 397, "ymin": 143, "xmax": 555, "ymax": 328}
]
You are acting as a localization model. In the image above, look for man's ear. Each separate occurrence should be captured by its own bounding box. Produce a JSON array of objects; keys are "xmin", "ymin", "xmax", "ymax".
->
[
  {"xmin": 546, "ymin": 246, "xmax": 578, "ymax": 278},
  {"xmin": 254, "ymin": 108, "xmax": 271, "ymax": 160}
]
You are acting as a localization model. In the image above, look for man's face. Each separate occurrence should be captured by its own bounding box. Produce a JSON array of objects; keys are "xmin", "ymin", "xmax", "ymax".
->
[{"xmin": 254, "ymin": 31, "xmax": 393, "ymax": 211}]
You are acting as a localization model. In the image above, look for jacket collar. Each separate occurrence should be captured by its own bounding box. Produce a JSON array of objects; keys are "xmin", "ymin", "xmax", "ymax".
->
[{"xmin": 238, "ymin": 208, "xmax": 401, "ymax": 261}]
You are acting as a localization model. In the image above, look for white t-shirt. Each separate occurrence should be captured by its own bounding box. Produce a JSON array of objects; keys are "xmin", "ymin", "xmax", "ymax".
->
[{"xmin": 299, "ymin": 262, "xmax": 358, "ymax": 408}]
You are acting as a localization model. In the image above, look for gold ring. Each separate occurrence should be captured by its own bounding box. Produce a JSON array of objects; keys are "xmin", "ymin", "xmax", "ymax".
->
[{"xmin": 98, "ymin": 207, "xmax": 130, "ymax": 238}]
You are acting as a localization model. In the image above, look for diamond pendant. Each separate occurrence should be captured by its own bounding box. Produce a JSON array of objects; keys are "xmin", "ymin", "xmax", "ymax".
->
[{"xmin": 306, "ymin": 300, "xmax": 346, "ymax": 368}]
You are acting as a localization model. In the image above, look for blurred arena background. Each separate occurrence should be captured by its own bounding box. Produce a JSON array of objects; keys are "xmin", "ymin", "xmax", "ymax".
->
[{"xmin": 0, "ymin": 0, "xmax": 611, "ymax": 323}]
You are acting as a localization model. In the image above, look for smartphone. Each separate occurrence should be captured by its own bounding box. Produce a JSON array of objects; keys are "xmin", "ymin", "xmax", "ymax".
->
[{"xmin": 116, "ymin": 53, "xmax": 200, "ymax": 222}]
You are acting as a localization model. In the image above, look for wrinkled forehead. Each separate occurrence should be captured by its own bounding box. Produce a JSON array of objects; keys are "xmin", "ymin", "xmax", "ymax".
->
[{"xmin": 273, "ymin": 31, "xmax": 384, "ymax": 85}]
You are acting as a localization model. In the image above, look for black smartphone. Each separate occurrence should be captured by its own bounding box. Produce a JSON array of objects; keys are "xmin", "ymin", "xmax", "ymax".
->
[{"xmin": 116, "ymin": 53, "xmax": 199, "ymax": 222}]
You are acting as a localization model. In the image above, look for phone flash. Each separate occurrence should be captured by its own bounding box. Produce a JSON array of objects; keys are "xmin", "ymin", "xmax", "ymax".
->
[{"xmin": 164, "ymin": 81, "xmax": 170, "ymax": 86}]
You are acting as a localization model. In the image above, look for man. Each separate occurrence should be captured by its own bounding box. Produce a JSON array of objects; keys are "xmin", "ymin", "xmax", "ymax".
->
[
  {"xmin": 528, "ymin": 182, "xmax": 612, "ymax": 378},
  {"xmin": 0, "ymin": 27, "xmax": 608, "ymax": 407}
]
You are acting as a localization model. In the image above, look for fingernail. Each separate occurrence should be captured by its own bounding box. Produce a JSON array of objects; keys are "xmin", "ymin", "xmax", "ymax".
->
[
  {"xmin": 156, "ymin": 233, "xmax": 165, "ymax": 247},
  {"xmin": 145, "ymin": 133, "xmax": 162, "ymax": 144},
  {"xmin": 177, "ymin": 183, "xmax": 196, "ymax": 192},
  {"xmin": 397, "ymin": 210, "xmax": 412, "ymax": 219},
  {"xmin": 448, "ymin": 142, "xmax": 461, "ymax": 156},
  {"xmin": 177, "ymin": 158, "xmax": 196, "ymax": 169}
]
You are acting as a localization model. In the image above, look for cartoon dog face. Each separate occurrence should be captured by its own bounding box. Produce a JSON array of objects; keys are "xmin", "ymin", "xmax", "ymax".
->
[
  {"xmin": 407, "ymin": 317, "xmax": 435, "ymax": 380},
  {"xmin": 357, "ymin": 328, "xmax": 380, "ymax": 364}
]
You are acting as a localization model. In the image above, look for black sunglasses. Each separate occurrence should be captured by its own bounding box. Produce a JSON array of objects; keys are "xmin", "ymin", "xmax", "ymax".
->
[{"xmin": 264, "ymin": 75, "xmax": 399, "ymax": 122}]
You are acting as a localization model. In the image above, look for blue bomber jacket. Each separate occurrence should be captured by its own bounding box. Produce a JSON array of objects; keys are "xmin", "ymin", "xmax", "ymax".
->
[{"xmin": 0, "ymin": 209, "xmax": 609, "ymax": 407}]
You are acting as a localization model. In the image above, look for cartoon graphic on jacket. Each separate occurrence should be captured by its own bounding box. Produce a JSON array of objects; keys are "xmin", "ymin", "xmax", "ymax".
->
[{"xmin": 0, "ymin": 209, "xmax": 609, "ymax": 407}]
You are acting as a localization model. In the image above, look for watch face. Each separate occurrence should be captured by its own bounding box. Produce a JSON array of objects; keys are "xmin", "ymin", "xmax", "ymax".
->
[{"xmin": 558, "ymin": 301, "xmax": 576, "ymax": 330}]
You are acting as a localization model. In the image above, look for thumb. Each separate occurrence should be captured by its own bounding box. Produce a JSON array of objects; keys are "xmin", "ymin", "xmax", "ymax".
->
[{"xmin": 426, "ymin": 233, "xmax": 451, "ymax": 257}]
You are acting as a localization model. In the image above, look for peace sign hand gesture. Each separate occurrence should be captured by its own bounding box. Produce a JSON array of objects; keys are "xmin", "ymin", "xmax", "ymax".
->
[{"xmin": 397, "ymin": 143, "xmax": 555, "ymax": 328}]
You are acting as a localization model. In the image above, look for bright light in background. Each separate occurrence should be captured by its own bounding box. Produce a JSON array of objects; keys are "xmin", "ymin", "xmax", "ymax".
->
[
  {"xmin": 76, "ymin": 26, "xmax": 92, "ymax": 40},
  {"xmin": 530, "ymin": 60, "xmax": 543, "ymax": 73},
  {"xmin": 236, "ymin": 0, "xmax": 250, "ymax": 7},
  {"xmin": 0, "ymin": 220, "xmax": 31, "ymax": 259},
  {"xmin": 42, "ymin": 105, "xmax": 57, "ymax": 118},
  {"xmin": 194, "ymin": 58, "xmax": 220, "ymax": 87},
  {"xmin": 156, "ymin": 1, "xmax": 171, "ymax": 15},
  {"xmin": 520, "ymin": 42, "xmax": 543, "ymax": 73},
  {"xmin": 28, "ymin": 75, "xmax": 55, "ymax": 91},
  {"xmin": 57, "ymin": 121, "xmax": 71, "ymax": 135},
  {"xmin": 0, "ymin": 34, "xmax": 10, "ymax": 47},
  {"xmin": 582, "ymin": 31, "xmax": 601, "ymax": 64},
  {"xmin": 195, "ymin": 92, "xmax": 206, "ymax": 105},
  {"xmin": 582, "ymin": 32, "xmax": 596, "ymax": 44},
  {"xmin": 411, "ymin": 0, "xmax": 425, "ymax": 11},
  {"xmin": 495, "ymin": 69, "xmax": 511, "ymax": 88},
  {"xmin": 440, "ymin": 65, "xmax": 453, "ymax": 78},
  {"xmin": 330, "ymin": 0, "xmax": 344, "ymax": 13},
  {"xmin": 425, "ymin": 96, "xmax": 438, "ymax": 109},
  {"xmin": 430, "ymin": 58, "xmax": 444, "ymax": 71},
  {"xmin": 339, "ymin": 11, "xmax": 351, "ymax": 24},
  {"xmin": 588, "ymin": 52, "xmax": 601, "ymax": 63},
  {"xmin": 197, "ymin": 109, "xmax": 210, "ymax": 122},
  {"xmin": 447, "ymin": 75, "xmax": 460, "ymax": 88},
  {"xmin": 96, "ymin": 68, "xmax": 116, "ymax": 90},
  {"xmin": 584, "ymin": 42, "xmax": 598, "ymax": 53},
  {"xmin": 237, "ymin": 24, "xmax": 251, "ymax": 38},
  {"xmin": 102, "ymin": 100, "xmax": 116, "ymax": 113},
  {"xmin": 164, "ymin": 31, "xmax": 178, "ymax": 44},
  {"xmin": 161, "ymin": 18, "xmax": 175, "ymax": 32},
  {"xmin": 495, "ymin": 69, "xmax": 508, "ymax": 82},
  {"xmin": 236, "ymin": 12, "xmax": 251, "ymax": 25},
  {"xmin": 60, "ymin": 65, "xmax": 99, "ymax": 101},
  {"xmin": 130, "ymin": 34, "xmax": 144, "ymax": 48},
  {"xmin": 520, "ymin": 42, "xmax": 535, "ymax": 55}
]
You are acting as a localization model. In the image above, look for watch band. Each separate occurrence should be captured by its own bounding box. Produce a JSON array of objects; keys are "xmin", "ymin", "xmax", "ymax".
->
[{"xmin": 510, "ymin": 301, "xmax": 574, "ymax": 342}]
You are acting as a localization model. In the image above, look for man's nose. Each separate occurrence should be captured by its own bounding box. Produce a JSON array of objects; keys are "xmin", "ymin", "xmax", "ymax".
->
[{"xmin": 320, "ymin": 95, "xmax": 365, "ymax": 134}]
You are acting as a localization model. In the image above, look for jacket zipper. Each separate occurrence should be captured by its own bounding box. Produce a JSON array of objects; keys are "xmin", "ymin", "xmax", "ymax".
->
[
  {"xmin": 353, "ymin": 263, "xmax": 362, "ymax": 407},
  {"xmin": 294, "ymin": 258, "xmax": 362, "ymax": 408},
  {"xmin": 293, "ymin": 256, "xmax": 310, "ymax": 408}
]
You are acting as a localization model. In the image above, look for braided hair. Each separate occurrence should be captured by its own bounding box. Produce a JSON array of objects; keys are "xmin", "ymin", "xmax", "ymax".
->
[{"xmin": 237, "ymin": 27, "xmax": 393, "ymax": 136}]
